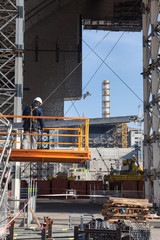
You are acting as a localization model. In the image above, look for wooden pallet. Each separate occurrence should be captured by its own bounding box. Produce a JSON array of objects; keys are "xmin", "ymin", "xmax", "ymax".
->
[{"xmin": 102, "ymin": 197, "xmax": 153, "ymax": 222}]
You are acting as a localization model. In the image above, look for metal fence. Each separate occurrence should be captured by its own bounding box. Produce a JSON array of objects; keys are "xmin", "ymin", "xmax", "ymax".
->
[
  {"xmin": 74, "ymin": 223, "xmax": 124, "ymax": 240},
  {"xmin": 27, "ymin": 182, "xmax": 37, "ymax": 227},
  {"xmin": 74, "ymin": 220, "xmax": 151, "ymax": 240},
  {"xmin": 123, "ymin": 221, "xmax": 151, "ymax": 240},
  {"xmin": 69, "ymin": 214, "xmax": 94, "ymax": 230},
  {"xmin": 90, "ymin": 190, "xmax": 145, "ymax": 204}
]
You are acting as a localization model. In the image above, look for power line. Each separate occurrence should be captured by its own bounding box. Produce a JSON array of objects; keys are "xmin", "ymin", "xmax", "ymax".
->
[
  {"xmin": 53, "ymin": 68, "xmax": 81, "ymax": 117},
  {"xmin": 64, "ymin": 0, "xmax": 141, "ymax": 116},
  {"xmin": 83, "ymin": 39, "xmax": 160, "ymax": 120},
  {"xmin": 83, "ymin": 39, "xmax": 143, "ymax": 104},
  {"xmin": 65, "ymin": 32, "xmax": 125, "ymax": 116},
  {"xmin": 42, "ymin": 0, "xmax": 141, "ymax": 108},
  {"xmin": 42, "ymin": 31, "xmax": 110, "ymax": 105}
]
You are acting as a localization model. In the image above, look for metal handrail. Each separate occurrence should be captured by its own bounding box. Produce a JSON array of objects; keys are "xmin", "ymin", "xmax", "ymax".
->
[
  {"xmin": 0, "ymin": 124, "xmax": 12, "ymax": 164},
  {"xmin": 0, "ymin": 115, "xmax": 90, "ymax": 152},
  {"xmin": 0, "ymin": 116, "xmax": 14, "ymax": 208}
]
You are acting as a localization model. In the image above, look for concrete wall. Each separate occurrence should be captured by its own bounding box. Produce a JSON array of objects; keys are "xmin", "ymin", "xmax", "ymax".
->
[
  {"xmin": 24, "ymin": 1, "xmax": 82, "ymax": 116},
  {"xmin": 88, "ymin": 147, "xmax": 138, "ymax": 172},
  {"xmin": 24, "ymin": 0, "xmax": 141, "ymax": 116},
  {"xmin": 69, "ymin": 147, "xmax": 140, "ymax": 181}
]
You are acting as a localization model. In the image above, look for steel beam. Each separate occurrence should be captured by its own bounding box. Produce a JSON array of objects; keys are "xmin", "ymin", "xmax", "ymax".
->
[
  {"xmin": 1, "ymin": 149, "xmax": 89, "ymax": 163},
  {"xmin": 13, "ymin": 0, "xmax": 24, "ymax": 211},
  {"xmin": 10, "ymin": 115, "xmax": 137, "ymax": 129},
  {"xmin": 143, "ymin": 0, "xmax": 160, "ymax": 206}
]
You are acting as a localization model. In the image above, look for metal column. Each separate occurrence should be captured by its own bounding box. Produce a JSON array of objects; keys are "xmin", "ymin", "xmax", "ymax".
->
[
  {"xmin": 12, "ymin": 0, "xmax": 24, "ymax": 210},
  {"xmin": 143, "ymin": 0, "xmax": 160, "ymax": 206}
]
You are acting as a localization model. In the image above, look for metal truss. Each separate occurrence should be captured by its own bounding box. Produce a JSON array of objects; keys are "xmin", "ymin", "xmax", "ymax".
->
[
  {"xmin": 0, "ymin": 0, "xmax": 24, "ymax": 210},
  {"xmin": 122, "ymin": 123, "xmax": 128, "ymax": 148},
  {"xmin": 21, "ymin": 131, "xmax": 51, "ymax": 180},
  {"xmin": 21, "ymin": 162, "xmax": 49, "ymax": 180},
  {"xmin": 0, "ymin": 0, "xmax": 19, "ymax": 114},
  {"xmin": 143, "ymin": 0, "xmax": 160, "ymax": 206}
]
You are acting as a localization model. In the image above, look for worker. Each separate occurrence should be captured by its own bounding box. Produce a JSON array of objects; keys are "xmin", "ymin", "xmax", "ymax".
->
[{"xmin": 21, "ymin": 97, "xmax": 45, "ymax": 149}]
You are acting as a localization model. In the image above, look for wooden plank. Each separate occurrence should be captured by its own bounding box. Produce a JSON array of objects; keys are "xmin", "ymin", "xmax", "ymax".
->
[
  {"xmin": 104, "ymin": 200, "xmax": 152, "ymax": 208},
  {"xmin": 106, "ymin": 206, "xmax": 149, "ymax": 211},
  {"xmin": 103, "ymin": 211, "xmax": 151, "ymax": 217},
  {"xmin": 30, "ymin": 208, "xmax": 41, "ymax": 228},
  {"xmin": 109, "ymin": 197, "xmax": 149, "ymax": 203},
  {"xmin": 108, "ymin": 219, "xmax": 146, "ymax": 223}
]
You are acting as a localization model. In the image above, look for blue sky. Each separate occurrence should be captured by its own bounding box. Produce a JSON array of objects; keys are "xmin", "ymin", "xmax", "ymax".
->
[{"xmin": 64, "ymin": 29, "xmax": 143, "ymax": 127}]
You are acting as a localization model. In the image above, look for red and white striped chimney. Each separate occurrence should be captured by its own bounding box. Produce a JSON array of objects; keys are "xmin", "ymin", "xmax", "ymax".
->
[{"xmin": 102, "ymin": 80, "xmax": 110, "ymax": 118}]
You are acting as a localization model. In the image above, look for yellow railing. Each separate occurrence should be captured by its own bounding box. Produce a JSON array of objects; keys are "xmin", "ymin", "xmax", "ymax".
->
[{"xmin": 0, "ymin": 115, "xmax": 89, "ymax": 152}]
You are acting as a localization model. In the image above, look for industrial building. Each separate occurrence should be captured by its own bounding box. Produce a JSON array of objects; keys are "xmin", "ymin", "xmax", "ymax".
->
[{"xmin": 0, "ymin": 0, "xmax": 159, "ymax": 239}]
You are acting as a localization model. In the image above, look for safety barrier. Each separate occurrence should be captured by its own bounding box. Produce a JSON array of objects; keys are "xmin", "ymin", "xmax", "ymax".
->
[
  {"xmin": 27, "ymin": 181, "xmax": 37, "ymax": 227},
  {"xmin": 0, "ymin": 115, "xmax": 90, "ymax": 163},
  {"xmin": 90, "ymin": 190, "xmax": 145, "ymax": 204},
  {"xmin": 69, "ymin": 214, "xmax": 94, "ymax": 230},
  {"xmin": 0, "ymin": 198, "xmax": 31, "ymax": 238},
  {"xmin": 74, "ymin": 220, "xmax": 150, "ymax": 240}
]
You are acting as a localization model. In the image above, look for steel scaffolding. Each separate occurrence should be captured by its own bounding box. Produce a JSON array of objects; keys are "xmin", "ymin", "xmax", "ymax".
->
[
  {"xmin": 0, "ymin": 0, "xmax": 24, "ymax": 211},
  {"xmin": 143, "ymin": 0, "xmax": 160, "ymax": 206},
  {"xmin": 0, "ymin": 0, "xmax": 18, "ymax": 114}
]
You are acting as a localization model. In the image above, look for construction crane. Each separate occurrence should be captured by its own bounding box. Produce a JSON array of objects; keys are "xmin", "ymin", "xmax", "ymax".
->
[{"xmin": 121, "ymin": 155, "xmax": 143, "ymax": 174}]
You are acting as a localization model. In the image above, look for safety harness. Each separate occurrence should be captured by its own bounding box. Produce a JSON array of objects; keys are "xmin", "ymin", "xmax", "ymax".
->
[{"xmin": 24, "ymin": 105, "xmax": 38, "ymax": 132}]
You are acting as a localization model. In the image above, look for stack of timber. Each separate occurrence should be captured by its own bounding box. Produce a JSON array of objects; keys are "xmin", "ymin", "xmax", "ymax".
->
[{"xmin": 102, "ymin": 197, "xmax": 155, "ymax": 223}]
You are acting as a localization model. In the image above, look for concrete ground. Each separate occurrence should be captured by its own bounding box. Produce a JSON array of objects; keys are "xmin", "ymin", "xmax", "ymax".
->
[
  {"xmin": 36, "ymin": 198, "xmax": 103, "ymax": 228},
  {"xmin": 151, "ymin": 228, "xmax": 160, "ymax": 239},
  {"xmin": 35, "ymin": 198, "xmax": 160, "ymax": 238}
]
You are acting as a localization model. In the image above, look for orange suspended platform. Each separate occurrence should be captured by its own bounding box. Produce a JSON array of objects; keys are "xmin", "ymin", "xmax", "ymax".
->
[
  {"xmin": 0, "ymin": 115, "xmax": 91, "ymax": 163},
  {"xmin": 1, "ymin": 149, "xmax": 90, "ymax": 163}
]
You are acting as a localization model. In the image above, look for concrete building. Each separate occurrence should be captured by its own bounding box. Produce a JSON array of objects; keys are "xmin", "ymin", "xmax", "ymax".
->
[
  {"xmin": 69, "ymin": 147, "xmax": 137, "ymax": 181},
  {"xmin": 128, "ymin": 128, "xmax": 144, "ymax": 148}
]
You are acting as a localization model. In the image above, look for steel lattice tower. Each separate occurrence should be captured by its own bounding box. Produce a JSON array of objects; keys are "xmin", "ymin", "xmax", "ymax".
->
[
  {"xmin": 0, "ymin": 0, "xmax": 23, "ymax": 115},
  {"xmin": 143, "ymin": 0, "xmax": 160, "ymax": 206},
  {"xmin": 0, "ymin": 0, "xmax": 24, "ymax": 210}
]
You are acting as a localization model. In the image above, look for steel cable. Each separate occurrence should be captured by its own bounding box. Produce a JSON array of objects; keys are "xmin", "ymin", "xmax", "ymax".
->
[
  {"xmin": 42, "ymin": 31, "xmax": 110, "ymax": 105},
  {"xmin": 83, "ymin": 39, "xmax": 159, "ymax": 120},
  {"xmin": 65, "ymin": 32, "xmax": 125, "ymax": 116},
  {"xmin": 42, "ymin": 0, "xmax": 142, "ymax": 115}
]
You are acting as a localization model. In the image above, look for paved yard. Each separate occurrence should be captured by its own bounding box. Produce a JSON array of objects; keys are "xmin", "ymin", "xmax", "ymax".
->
[{"xmin": 35, "ymin": 198, "xmax": 160, "ymax": 238}]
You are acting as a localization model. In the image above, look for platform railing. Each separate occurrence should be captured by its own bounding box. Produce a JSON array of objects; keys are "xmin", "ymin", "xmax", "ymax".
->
[
  {"xmin": 0, "ymin": 115, "xmax": 90, "ymax": 163},
  {"xmin": 0, "ymin": 115, "xmax": 89, "ymax": 150}
]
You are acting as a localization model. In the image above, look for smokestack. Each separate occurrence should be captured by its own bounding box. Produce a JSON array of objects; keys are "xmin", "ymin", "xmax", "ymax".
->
[{"xmin": 102, "ymin": 80, "xmax": 110, "ymax": 118}]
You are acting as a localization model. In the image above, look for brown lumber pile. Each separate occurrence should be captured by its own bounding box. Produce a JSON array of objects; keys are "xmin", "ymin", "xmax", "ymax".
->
[{"xmin": 102, "ymin": 197, "xmax": 155, "ymax": 222}]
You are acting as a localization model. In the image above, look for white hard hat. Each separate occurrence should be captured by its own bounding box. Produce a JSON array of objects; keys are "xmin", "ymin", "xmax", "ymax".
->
[{"xmin": 34, "ymin": 97, "xmax": 42, "ymax": 105}]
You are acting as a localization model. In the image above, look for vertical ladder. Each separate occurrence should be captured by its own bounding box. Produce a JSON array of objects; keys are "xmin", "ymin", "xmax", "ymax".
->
[{"xmin": 0, "ymin": 116, "xmax": 14, "ymax": 207}]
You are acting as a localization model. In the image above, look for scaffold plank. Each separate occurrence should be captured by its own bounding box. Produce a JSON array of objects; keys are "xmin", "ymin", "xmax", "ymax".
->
[{"xmin": 0, "ymin": 149, "xmax": 90, "ymax": 163}]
